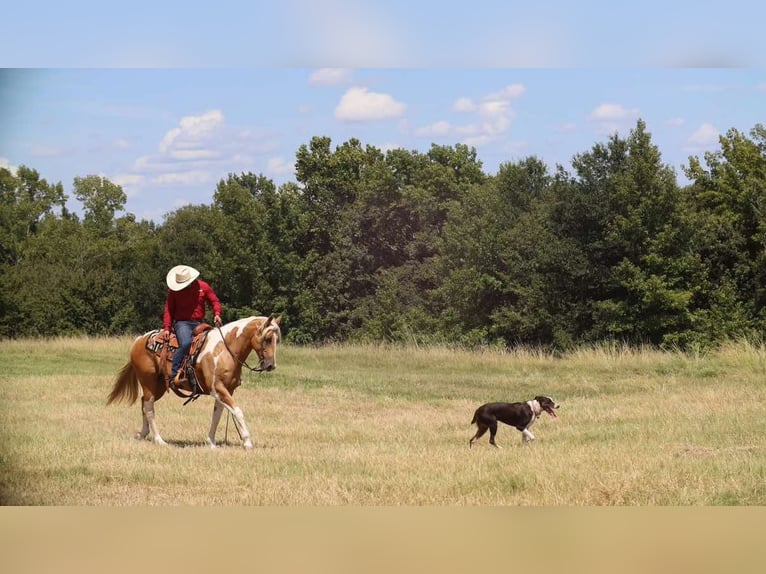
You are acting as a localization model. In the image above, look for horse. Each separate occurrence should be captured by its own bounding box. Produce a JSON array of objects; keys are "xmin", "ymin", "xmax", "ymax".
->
[{"xmin": 107, "ymin": 315, "xmax": 281, "ymax": 449}]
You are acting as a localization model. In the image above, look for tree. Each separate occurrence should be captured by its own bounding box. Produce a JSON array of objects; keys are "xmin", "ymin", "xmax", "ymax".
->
[
  {"xmin": 682, "ymin": 123, "xmax": 766, "ymax": 342},
  {"xmin": 435, "ymin": 157, "xmax": 581, "ymax": 347},
  {"xmin": 0, "ymin": 166, "xmax": 67, "ymax": 265},
  {"xmin": 73, "ymin": 175, "xmax": 127, "ymax": 231},
  {"xmin": 212, "ymin": 172, "xmax": 303, "ymax": 325},
  {"xmin": 550, "ymin": 120, "xmax": 697, "ymax": 346}
]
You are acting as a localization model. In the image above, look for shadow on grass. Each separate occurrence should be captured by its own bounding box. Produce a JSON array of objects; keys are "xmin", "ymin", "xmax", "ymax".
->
[{"xmin": 162, "ymin": 439, "xmax": 277, "ymax": 450}]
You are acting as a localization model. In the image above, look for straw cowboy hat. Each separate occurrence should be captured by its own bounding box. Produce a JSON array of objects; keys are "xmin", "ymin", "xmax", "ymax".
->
[{"xmin": 166, "ymin": 265, "xmax": 200, "ymax": 291}]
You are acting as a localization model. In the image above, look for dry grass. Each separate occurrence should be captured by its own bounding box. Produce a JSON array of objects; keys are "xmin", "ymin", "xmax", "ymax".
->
[{"xmin": 0, "ymin": 338, "xmax": 764, "ymax": 506}]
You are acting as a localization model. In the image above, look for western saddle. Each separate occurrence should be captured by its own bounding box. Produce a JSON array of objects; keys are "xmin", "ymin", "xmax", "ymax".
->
[{"xmin": 146, "ymin": 323, "xmax": 213, "ymax": 401}]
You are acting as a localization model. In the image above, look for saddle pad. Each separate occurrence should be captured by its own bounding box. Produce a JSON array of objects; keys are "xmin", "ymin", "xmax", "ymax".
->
[{"xmin": 145, "ymin": 330, "xmax": 179, "ymax": 355}]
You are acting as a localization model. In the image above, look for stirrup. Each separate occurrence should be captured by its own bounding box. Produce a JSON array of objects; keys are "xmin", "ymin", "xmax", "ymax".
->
[
  {"xmin": 169, "ymin": 371, "xmax": 190, "ymax": 392},
  {"xmin": 173, "ymin": 366, "xmax": 200, "ymax": 394},
  {"xmin": 185, "ymin": 365, "xmax": 200, "ymax": 394},
  {"xmin": 168, "ymin": 374, "xmax": 200, "ymax": 405}
]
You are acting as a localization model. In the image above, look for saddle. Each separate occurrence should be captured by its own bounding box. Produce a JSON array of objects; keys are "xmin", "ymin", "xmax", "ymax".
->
[{"xmin": 146, "ymin": 323, "xmax": 213, "ymax": 400}]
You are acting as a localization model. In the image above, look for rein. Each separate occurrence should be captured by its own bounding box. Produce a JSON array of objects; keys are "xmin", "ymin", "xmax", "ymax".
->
[{"xmin": 216, "ymin": 325, "xmax": 265, "ymax": 374}]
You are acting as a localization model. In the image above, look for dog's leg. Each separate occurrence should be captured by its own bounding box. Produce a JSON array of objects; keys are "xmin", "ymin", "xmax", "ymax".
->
[
  {"xmin": 521, "ymin": 428, "xmax": 535, "ymax": 443},
  {"xmin": 488, "ymin": 420, "xmax": 500, "ymax": 448},
  {"xmin": 469, "ymin": 424, "xmax": 488, "ymax": 448}
]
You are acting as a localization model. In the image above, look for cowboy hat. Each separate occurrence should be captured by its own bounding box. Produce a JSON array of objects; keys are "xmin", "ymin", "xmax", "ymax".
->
[{"xmin": 166, "ymin": 265, "xmax": 200, "ymax": 291}]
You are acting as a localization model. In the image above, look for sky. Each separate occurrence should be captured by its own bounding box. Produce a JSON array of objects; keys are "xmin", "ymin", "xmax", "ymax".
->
[{"xmin": 1, "ymin": 1, "xmax": 764, "ymax": 223}]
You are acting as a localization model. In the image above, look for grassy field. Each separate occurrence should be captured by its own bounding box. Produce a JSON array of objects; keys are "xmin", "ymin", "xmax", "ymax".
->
[{"xmin": 0, "ymin": 337, "xmax": 764, "ymax": 505}]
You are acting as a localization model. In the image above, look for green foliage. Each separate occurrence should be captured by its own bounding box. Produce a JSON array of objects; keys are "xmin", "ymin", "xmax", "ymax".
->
[
  {"xmin": 2, "ymin": 121, "xmax": 765, "ymax": 350},
  {"xmin": 73, "ymin": 174, "xmax": 127, "ymax": 231},
  {"xmin": 684, "ymin": 124, "xmax": 766, "ymax": 332}
]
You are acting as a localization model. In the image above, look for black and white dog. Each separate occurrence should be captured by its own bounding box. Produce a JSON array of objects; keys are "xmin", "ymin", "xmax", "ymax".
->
[{"xmin": 469, "ymin": 396, "xmax": 560, "ymax": 448}]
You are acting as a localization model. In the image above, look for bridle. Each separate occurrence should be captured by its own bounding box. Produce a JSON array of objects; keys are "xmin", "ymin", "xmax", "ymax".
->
[{"xmin": 215, "ymin": 322, "xmax": 279, "ymax": 374}]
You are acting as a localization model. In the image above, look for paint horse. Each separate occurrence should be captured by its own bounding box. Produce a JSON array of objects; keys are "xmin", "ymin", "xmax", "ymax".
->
[{"xmin": 107, "ymin": 316, "xmax": 281, "ymax": 449}]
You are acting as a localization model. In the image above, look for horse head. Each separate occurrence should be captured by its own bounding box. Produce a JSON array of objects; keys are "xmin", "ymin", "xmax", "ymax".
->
[{"xmin": 251, "ymin": 315, "xmax": 282, "ymax": 372}]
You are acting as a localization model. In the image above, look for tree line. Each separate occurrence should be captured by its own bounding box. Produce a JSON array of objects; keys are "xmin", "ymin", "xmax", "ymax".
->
[{"xmin": 2, "ymin": 119, "xmax": 765, "ymax": 350}]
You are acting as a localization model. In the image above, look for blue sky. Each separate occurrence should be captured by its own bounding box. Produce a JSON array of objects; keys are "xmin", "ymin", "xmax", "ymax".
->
[
  {"xmin": 3, "ymin": 68, "xmax": 764, "ymax": 223},
  {"xmin": 1, "ymin": 2, "xmax": 764, "ymax": 222},
  {"xmin": 2, "ymin": 1, "xmax": 763, "ymax": 67}
]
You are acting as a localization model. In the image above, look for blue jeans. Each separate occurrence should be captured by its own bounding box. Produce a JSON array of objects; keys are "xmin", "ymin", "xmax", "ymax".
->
[{"xmin": 171, "ymin": 320, "xmax": 200, "ymax": 379}]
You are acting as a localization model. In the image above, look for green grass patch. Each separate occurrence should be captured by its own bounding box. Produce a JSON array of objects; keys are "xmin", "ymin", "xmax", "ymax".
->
[{"xmin": 0, "ymin": 338, "xmax": 764, "ymax": 505}]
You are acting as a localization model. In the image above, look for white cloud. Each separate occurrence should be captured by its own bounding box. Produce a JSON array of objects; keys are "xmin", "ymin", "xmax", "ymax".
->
[
  {"xmin": 453, "ymin": 97, "xmax": 476, "ymax": 112},
  {"xmin": 167, "ymin": 149, "xmax": 222, "ymax": 161},
  {"xmin": 758, "ymin": 83, "xmax": 766, "ymax": 92},
  {"xmin": 113, "ymin": 138, "xmax": 131, "ymax": 150},
  {"xmin": 120, "ymin": 109, "xmax": 279, "ymax": 193},
  {"xmin": 460, "ymin": 134, "xmax": 494, "ymax": 147},
  {"xmin": 588, "ymin": 103, "xmax": 639, "ymax": 122},
  {"xmin": 153, "ymin": 171, "xmax": 212, "ymax": 186},
  {"xmin": 267, "ymin": 156, "xmax": 295, "ymax": 177},
  {"xmin": 159, "ymin": 109, "xmax": 224, "ymax": 154},
  {"xmin": 415, "ymin": 120, "xmax": 452, "ymax": 137},
  {"xmin": 667, "ymin": 118, "xmax": 685, "ymax": 127},
  {"xmin": 478, "ymin": 99, "xmax": 510, "ymax": 116},
  {"xmin": 416, "ymin": 84, "xmax": 523, "ymax": 146},
  {"xmin": 559, "ymin": 122, "xmax": 577, "ymax": 133},
  {"xmin": 0, "ymin": 157, "xmax": 18, "ymax": 174},
  {"xmin": 490, "ymin": 84, "xmax": 526, "ymax": 99},
  {"xmin": 587, "ymin": 103, "xmax": 640, "ymax": 135},
  {"xmin": 686, "ymin": 123, "xmax": 720, "ymax": 150},
  {"xmin": 112, "ymin": 174, "xmax": 146, "ymax": 200},
  {"xmin": 308, "ymin": 68, "xmax": 353, "ymax": 86},
  {"xmin": 103, "ymin": 110, "xmax": 285, "ymax": 215},
  {"xmin": 334, "ymin": 86, "xmax": 406, "ymax": 121}
]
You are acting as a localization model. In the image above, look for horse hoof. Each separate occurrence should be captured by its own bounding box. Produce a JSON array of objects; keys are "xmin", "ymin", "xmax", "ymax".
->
[
  {"xmin": 243, "ymin": 439, "xmax": 253, "ymax": 449},
  {"xmin": 153, "ymin": 437, "xmax": 168, "ymax": 446},
  {"xmin": 206, "ymin": 439, "xmax": 218, "ymax": 449}
]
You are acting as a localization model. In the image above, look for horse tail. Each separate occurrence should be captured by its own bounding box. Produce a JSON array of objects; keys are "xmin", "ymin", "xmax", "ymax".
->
[{"xmin": 107, "ymin": 362, "xmax": 140, "ymax": 406}]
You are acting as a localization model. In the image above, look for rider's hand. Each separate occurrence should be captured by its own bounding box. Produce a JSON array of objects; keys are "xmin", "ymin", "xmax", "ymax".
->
[
  {"xmin": 214, "ymin": 315, "xmax": 222, "ymax": 327},
  {"xmin": 159, "ymin": 328, "xmax": 170, "ymax": 339}
]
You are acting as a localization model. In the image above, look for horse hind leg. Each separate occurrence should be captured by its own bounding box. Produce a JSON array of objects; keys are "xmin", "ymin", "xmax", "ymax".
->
[
  {"xmin": 142, "ymin": 395, "xmax": 167, "ymax": 445},
  {"xmin": 135, "ymin": 398, "xmax": 150, "ymax": 440},
  {"xmin": 206, "ymin": 400, "xmax": 225, "ymax": 449}
]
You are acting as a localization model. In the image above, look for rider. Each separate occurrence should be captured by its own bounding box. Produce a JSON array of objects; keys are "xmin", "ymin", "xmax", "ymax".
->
[{"xmin": 161, "ymin": 265, "xmax": 223, "ymax": 385}]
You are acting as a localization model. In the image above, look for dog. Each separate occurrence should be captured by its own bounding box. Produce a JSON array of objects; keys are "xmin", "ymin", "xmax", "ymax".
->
[{"xmin": 469, "ymin": 395, "xmax": 560, "ymax": 448}]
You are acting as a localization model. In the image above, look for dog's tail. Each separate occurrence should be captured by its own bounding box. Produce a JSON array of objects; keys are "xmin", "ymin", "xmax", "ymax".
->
[{"xmin": 470, "ymin": 411, "xmax": 477, "ymax": 425}]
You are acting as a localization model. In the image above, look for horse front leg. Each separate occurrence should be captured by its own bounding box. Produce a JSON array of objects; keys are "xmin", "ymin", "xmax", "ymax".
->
[
  {"xmin": 226, "ymin": 404, "xmax": 253, "ymax": 449},
  {"xmin": 214, "ymin": 390, "xmax": 253, "ymax": 449},
  {"xmin": 206, "ymin": 400, "xmax": 225, "ymax": 449}
]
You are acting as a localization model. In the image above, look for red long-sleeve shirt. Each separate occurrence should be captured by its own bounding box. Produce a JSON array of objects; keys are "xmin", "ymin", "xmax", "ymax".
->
[{"xmin": 163, "ymin": 279, "xmax": 222, "ymax": 330}]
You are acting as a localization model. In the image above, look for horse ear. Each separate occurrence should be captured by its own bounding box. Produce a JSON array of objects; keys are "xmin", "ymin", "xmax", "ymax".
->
[{"xmin": 265, "ymin": 314, "xmax": 282, "ymax": 326}]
